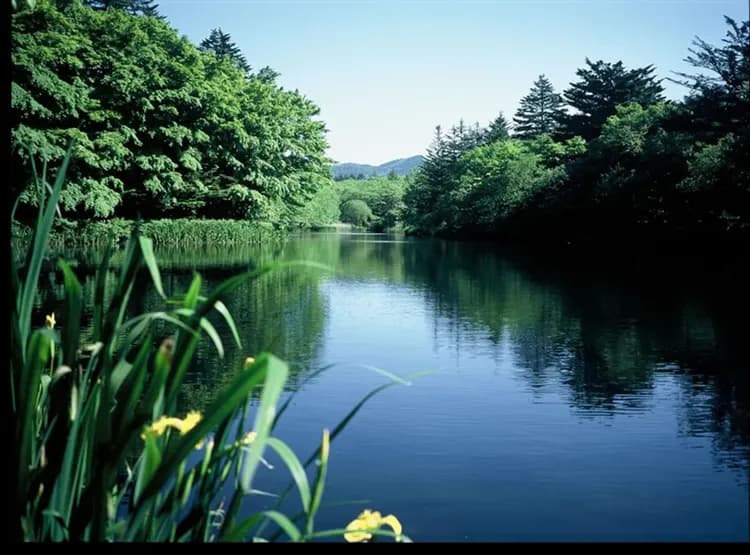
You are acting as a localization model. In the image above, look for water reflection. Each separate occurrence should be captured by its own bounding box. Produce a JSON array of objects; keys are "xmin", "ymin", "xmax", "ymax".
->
[
  {"xmin": 32, "ymin": 233, "xmax": 749, "ymax": 487},
  {"xmin": 399, "ymin": 239, "xmax": 749, "ymax": 481}
]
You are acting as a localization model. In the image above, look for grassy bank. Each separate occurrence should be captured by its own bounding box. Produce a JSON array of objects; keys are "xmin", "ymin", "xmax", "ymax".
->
[{"xmin": 11, "ymin": 218, "xmax": 284, "ymax": 247}]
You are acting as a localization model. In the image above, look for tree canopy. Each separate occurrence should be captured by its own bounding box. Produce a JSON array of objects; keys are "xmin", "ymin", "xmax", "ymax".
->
[
  {"xmin": 11, "ymin": 1, "xmax": 331, "ymax": 226},
  {"xmin": 199, "ymin": 28, "xmax": 251, "ymax": 74},
  {"xmin": 340, "ymin": 199, "xmax": 373, "ymax": 227},
  {"xmin": 84, "ymin": 0, "xmax": 161, "ymax": 17},
  {"xmin": 404, "ymin": 16, "xmax": 749, "ymax": 245},
  {"xmin": 557, "ymin": 58, "xmax": 665, "ymax": 140},
  {"xmin": 670, "ymin": 16, "xmax": 749, "ymax": 138},
  {"xmin": 486, "ymin": 112, "xmax": 511, "ymax": 142}
]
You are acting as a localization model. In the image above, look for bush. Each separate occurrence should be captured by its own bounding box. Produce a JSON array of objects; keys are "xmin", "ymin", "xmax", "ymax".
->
[
  {"xmin": 11, "ymin": 218, "xmax": 283, "ymax": 247},
  {"xmin": 340, "ymin": 199, "xmax": 374, "ymax": 227}
]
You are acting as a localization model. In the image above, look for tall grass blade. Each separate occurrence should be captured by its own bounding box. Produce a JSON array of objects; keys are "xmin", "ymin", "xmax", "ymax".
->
[
  {"xmin": 17, "ymin": 142, "xmax": 73, "ymax": 360},
  {"xmin": 132, "ymin": 353, "xmax": 273, "ymax": 511},
  {"xmin": 58, "ymin": 259, "xmax": 82, "ymax": 368},
  {"xmin": 92, "ymin": 242, "xmax": 114, "ymax": 339},
  {"xmin": 272, "ymin": 364, "xmax": 333, "ymax": 432},
  {"xmin": 259, "ymin": 511, "xmax": 302, "ymax": 542},
  {"xmin": 220, "ymin": 513, "xmax": 263, "ymax": 542},
  {"xmin": 265, "ymin": 438, "xmax": 311, "ymax": 513},
  {"xmin": 305, "ymin": 429, "xmax": 329, "ymax": 537},
  {"xmin": 213, "ymin": 300, "xmax": 241, "ymax": 349},
  {"xmin": 138, "ymin": 236, "xmax": 166, "ymax": 299},
  {"xmin": 16, "ymin": 331, "xmax": 51, "ymax": 512},
  {"xmin": 240, "ymin": 355, "xmax": 288, "ymax": 493}
]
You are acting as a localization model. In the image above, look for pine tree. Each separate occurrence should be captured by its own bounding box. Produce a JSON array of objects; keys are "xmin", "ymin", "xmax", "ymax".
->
[
  {"xmin": 670, "ymin": 16, "xmax": 749, "ymax": 136},
  {"xmin": 672, "ymin": 16, "xmax": 749, "ymax": 101},
  {"xmin": 199, "ymin": 28, "xmax": 251, "ymax": 73},
  {"xmin": 512, "ymin": 75, "xmax": 564, "ymax": 139},
  {"xmin": 84, "ymin": 0, "xmax": 161, "ymax": 17},
  {"xmin": 486, "ymin": 111, "xmax": 511, "ymax": 142},
  {"xmin": 256, "ymin": 65, "xmax": 280, "ymax": 84},
  {"xmin": 558, "ymin": 58, "xmax": 664, "ymax": 140}
]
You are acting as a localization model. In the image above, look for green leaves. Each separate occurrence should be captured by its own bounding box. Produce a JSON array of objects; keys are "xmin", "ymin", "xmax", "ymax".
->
[
  {"xmin": 559, "ymin": 58, "xmax": 665, "ymax": 141},
  {"xmin": 340, "ymin": 199, "xmax": 374, "ymax": 227},
  {"xmin": 11, "ymin": 105, "xmax": 415, "ymax": 546},
  {"xmin": 15, "ymin": 141, "xmax": 72, "ymax": 360},
  {"xmin": 11, "ymin": 180, "xmax": 332, "ymax": 542},
  {"xmin": 334, "ymin": 176, "xmax": 407, "ymax": 231},
  {"xmin": 239, "ymin": 355, "xmax": 289, "ymax": 493},
  {"xmin": 11, "ymin": 2, "xmax": 331, "ymax": 222}
]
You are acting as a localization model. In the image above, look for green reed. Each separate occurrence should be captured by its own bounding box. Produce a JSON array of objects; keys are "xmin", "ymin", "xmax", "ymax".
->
[
  {"xmin": 10, "ymin": 145, "xmax": 413, "ymax": 542},
  {"xmin": 12, "ymin": 218, "xmax": 283, "ymax": 248}
]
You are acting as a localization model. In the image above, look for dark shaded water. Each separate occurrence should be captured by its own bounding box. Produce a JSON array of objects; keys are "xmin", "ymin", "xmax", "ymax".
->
[{"xmin": 39, "ymin": 233, "xmax": 749, "ymax": 541}]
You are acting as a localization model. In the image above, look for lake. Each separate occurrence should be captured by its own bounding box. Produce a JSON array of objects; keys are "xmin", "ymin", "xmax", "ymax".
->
[{"xmin": 39, "ymin": 232, "xmax": 749, "ymax": 542}]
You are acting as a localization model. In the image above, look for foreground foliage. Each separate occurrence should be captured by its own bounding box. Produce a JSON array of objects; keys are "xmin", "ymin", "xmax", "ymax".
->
[{"xmin": 10, "ymin": 150, "xmax": 411, "ymax": 542}]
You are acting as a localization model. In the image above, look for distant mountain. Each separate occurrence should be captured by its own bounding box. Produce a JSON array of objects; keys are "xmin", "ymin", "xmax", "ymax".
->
[{"xmin": 332, "ymin": 155, "xmax": 423, "ymax": 179}]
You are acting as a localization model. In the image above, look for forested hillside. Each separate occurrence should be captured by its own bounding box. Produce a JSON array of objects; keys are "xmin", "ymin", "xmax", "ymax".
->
[
  {"xmin": 404, "ymin": 17, "xmax": 749, "ymax": 247},
  {"xmin": 332, "ymin": 156, "xmax": 423, "ymax": 180}
]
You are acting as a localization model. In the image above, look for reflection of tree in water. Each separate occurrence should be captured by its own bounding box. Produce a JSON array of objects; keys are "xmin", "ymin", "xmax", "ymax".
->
[
  {"xmin": 32, "ymin": 240, "xmax": 332, "ymax": 413},
  {"xmin": 157, "ymin": 266, "xmax": 330, "ymax": 412},
  {"xmin": 402, "ymin": 240, "xmax": 749, "ymax": 478},
  {"xmin": 30, "ymin": 235, "xmax": 749, "ymax": 478}
]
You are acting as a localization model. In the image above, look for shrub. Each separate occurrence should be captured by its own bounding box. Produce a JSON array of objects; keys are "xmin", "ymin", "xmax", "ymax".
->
[{"xmin": 340, "ymin": 199, "xmax": 373, "ymax": 227}]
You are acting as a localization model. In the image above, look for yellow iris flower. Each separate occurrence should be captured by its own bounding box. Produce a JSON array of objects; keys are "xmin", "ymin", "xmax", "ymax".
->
[
  {"xmin": 45, "ymin": 313, "xmax": 56, "ymax": 329},
  {"xmin": 141, "ymin": 410, "xmax": 203, "ymax": 440},
  {"xmin": 344, "ymin": 509, "xmax": 403, "ymax": 543},
  {"xmin": 240, "ymin": 431, "xmax": 257, "ymax": 445}
]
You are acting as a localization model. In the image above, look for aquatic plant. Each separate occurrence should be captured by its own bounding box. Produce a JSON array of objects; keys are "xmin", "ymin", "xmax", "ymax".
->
[{"xmin": 10, "ymin": 146, "xmax": 411, "ymax": 542}]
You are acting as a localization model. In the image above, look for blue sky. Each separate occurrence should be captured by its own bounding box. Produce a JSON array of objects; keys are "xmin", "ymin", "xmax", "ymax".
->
[{"xmin": 158, "ymin": 0, "xmax": 747, "ymax": 165}]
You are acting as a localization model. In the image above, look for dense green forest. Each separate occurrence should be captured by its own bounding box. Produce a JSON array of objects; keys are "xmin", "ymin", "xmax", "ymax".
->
[
  {"xmin": 279, "ymin": 174, "xmax": 409, "ymax": 232},
  {"xmin": 404, "ymin": 16, "xmax": 749, "ymax": 247},
  {"xmin": 334, "ymin": 175, "xmax": 408, "ymax": 230},
  {"xmin": 11, "ymin": 0, "xmax": 335, "ymax": 229},
  {"xmin": 11, "ymin": 2, "xmax": 748, "ymax": 248}
]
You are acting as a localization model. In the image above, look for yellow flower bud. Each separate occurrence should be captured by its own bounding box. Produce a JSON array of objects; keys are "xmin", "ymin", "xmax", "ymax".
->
[{"xmin": 321, "ymin": 428, "xmax": 330, "ymax": 461}]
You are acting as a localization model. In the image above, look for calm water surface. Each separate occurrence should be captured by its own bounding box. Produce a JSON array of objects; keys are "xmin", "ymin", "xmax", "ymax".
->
[{"xmin": 41, "ymin": 233, "xmax": 749, "ymax": 541}]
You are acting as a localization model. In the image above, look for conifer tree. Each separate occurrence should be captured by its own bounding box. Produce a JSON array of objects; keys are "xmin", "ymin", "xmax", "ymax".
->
[
  {"xmin": 558, "ymin": 59, "xmax": 664, "ymax": 139},
  {"xmin": 486, "ymin": 111, "xmax": 511, "ymax": 142},
  {"xmin": 85, "ymin": 0, "xmax": 161, "ymax": 17},
  {"xmin": 512, "ymin": 75, "xmax": 564, "ymax": 138},
  {"xmin": 199, "ymin": 28, "xmax": 251, "ymax": 73}
]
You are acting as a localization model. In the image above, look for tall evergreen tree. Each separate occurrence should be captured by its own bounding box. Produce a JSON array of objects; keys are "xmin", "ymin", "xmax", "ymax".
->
[
  {"xmin": 486, "ymin": 111, "xmax": 511, "ymax": 142},
  {"xmin": 84, "ymin": 0, "xmax": 161, "ymax": 17},
  {"xmin": 404, "ymin": 125, "xmax": 449, "ymax": 231},
  {"xmin": 256, "ymin": 65, "xmax": 280, "ymax": 84},
  {"xmin": 449, "ymin": 119, "xmax": 486, "ymax": 153},
  {"xmin": 512, "ymin": 75, "xmax": 565, "ymax": 138},
  {"xmin": 199, "ymin": 28, "xmax": 251, "ymax": 73},
  {"xmin": 670, "ymin": 16, "xmax": 749, "ymax": 137},
  {"xmin": 558, "ymin": 59, "xmax": 664, "ymax": 140}
]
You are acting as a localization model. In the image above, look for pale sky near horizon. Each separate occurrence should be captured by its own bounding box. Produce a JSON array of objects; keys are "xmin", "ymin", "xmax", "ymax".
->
[{"xmin": 157, "ymin": 0, "xmax": 748, "ymax": 165}]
